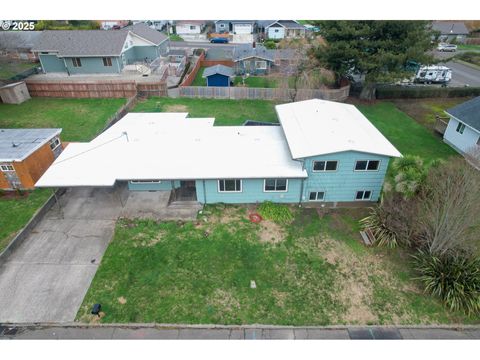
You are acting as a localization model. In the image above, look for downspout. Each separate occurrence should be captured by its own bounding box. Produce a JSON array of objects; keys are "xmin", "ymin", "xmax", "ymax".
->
[
  {"xmin": 298, "ymin": 159, "xmax": 306, "ymax": 205},
  {"xmin": 62, "ymin": 57, "xmax": 70, "ymax": 76},
  {"xmin": 202, "ymin": 180, "xmax": 207, "ymax": 204}
]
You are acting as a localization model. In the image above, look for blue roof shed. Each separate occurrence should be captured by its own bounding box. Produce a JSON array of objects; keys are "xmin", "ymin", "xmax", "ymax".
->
[{"xmin": 202, "ymin": 65, "xmax": 234, "ymax": 87}]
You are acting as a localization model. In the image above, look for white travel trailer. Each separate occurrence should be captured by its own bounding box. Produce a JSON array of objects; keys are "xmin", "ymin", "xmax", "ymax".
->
[{"xmin": 415, "ymin": 65, "xmax": 452, "ymax": 84}]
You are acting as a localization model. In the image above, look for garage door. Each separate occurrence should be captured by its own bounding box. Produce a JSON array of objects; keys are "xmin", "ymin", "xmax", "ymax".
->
[{"xmin": 234, "ymin": 24, "xmax": 252, "ymax": 34}]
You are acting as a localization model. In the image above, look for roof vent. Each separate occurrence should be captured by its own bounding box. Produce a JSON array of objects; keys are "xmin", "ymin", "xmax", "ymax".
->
[{"xmin": 12, "ymin": 142, "xmax": 19, "ymax": 147}]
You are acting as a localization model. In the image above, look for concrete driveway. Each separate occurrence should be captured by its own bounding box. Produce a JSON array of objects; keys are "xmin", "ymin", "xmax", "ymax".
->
[{"xmin": 0, "ymin": 188, "xmax": 123, "ymax": 323}]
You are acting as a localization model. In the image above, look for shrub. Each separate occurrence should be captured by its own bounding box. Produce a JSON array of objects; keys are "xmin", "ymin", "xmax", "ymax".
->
[
  {"xmin": 413, "ymin": 249, "xmax": 480, "ymax": 315},
  {"xmin": 264, "ymin": 40, "xmax": 277, "ymax": 49},
  {"xmin": 375, "ymin": 85, "xmax": 480, "ymax": 99},
  {"xmin": 360, "ymin": 193, "xmax": 419, "ymax": 248},
  {"xmin": 257, "ymin": 201, "xmax": 294, "ymax": 223}
]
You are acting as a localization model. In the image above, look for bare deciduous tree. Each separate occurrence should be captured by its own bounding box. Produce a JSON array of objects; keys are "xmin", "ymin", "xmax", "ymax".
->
[{"xmin": 418, "ymin": 159, "xmax": 480, "ymax": 256}]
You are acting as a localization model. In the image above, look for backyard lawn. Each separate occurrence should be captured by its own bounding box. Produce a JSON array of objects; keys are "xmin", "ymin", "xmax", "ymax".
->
[
  {"xmin": 0, "ymin": 189, "xmax": 52, "ymax": 253},
  {"xmin": 77, "ymin": 205, "xmax": 477, "ymax": 325},
  {"xmin": 357, "ymin": 102, "xmax": 458, "ymax": 164},
  {"xmin": 190, "ymin": 67, "xmax": 289, "ymax": 88},
  {"xmin": 0, "ymin": 98, "xmax": 126, "ymax": 141},
  {"xmin": 132, "ymin": 97, "xmax": 279, "ymax": 126},
  {"xmin": 0, "ymin": 59, "xmax": 38, "ymax": 80}
]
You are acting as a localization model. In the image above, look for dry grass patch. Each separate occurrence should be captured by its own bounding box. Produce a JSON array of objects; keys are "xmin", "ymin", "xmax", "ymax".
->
[
  {"xmin": 164, "ymin": 104, "xmax": 189, "ymax": 112},
  {"xmin": 258, "ymin": 220, "xmax": 286, "ymax": 244}
]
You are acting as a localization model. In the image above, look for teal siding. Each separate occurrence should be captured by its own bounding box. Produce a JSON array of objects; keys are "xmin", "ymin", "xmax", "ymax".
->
[
  {"xmin": 302, "ymin": 151, "xmax": 390, "ymax": 203},
  {"xmin": 39, "ymin": 54, "xmax": 66, "ymax": 73},
  {"xmin": 128, "ymin": 180, "xmax": 180, "ymax": 191},
  {"xmin": 66, "ymin": 57, "xmax": 121, "ymax": 74},
  {"xmin": 121, "ymin": 45, "xmax": 163, "ymax": 65},
  {"xmin": 196, "ymin": 178, "xmax": 302, "ymax": 204}
]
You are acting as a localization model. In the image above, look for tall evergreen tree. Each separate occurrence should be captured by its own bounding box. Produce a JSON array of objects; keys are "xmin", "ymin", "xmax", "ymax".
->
[{"xmin": 311, "ymin": 21, "xmax": 435, "ymax": 99}]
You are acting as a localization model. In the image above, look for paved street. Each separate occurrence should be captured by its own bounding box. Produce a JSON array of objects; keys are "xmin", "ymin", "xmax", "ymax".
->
[
  {"xmin": 1, "ymin": 325, "xmax": 480, "ymax": 339},
  {"xmin": 443, "ymin": 61, "xmax": 480, "ymax": 87}
]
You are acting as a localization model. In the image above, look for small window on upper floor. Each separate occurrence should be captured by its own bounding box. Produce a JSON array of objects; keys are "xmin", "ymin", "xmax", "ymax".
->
[
  {"xmin": 103, "ymin": 57, "xmax": 112, "ymax": 66},
  {"xmin": 0, "ymin": 164, "xmax": 15, "ymax": 172},
  {"xmin": 355, "ymin": 160, "xmax": 380, "ymax": 171},
  {"xmin": 456, "ymin": 122, "xmax": 466, "ymax": 134},
  {"xmin": 49, "ymin": 136, "xmax": 61, "ymax": 151},
  {"xmin": 72, "ymin": 57, "xmax": 82, "ymax": 67},
  {"xmin": 313, "ymin": 160, "xmax": 338, "ymax": 172}
]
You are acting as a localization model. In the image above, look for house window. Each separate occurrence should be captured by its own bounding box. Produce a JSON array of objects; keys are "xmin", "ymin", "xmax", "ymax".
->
[
  {"xmin": 0, "ymin": 164, "xmax": 15, "ymax": 172},
  {"xmin": 190, "ymin": 25, "xmax": 196, "ymax": 30},
  {"xmin": 274, "ymin": 29, "xmax": 279, "ymax": 33},
  {"xmin": 309, "ymin": 191, "xmax": 325, "ymax": 201},
  {"xmin": 129, "ymin": 180, "xmax": 162, "ymax": 184},
  {"xmin": 72, "ymin": 57, "xmax": 82, "ymax": 67},
  {"xmin": 313, "ymin": 160, "xmax": 338, "ymax": 172},
  {"xmin": 218, "ymin": 179, "xmax": 242, "ymax": 192},
  {"xmin": 255, "ymin": 61, "xmax": 267, "ymax": 69},
  {"xmin": 102, "ymin": 57, "xmax": 112, "ymax": 66},
  {"xmin": 456, "ymin": 122, "xmax": 466, "ymax": 134},
  {"xmin": 264, "ymin": 179, "xmax": 288, "ymax": 192},
  {"xmin": 355, "ymin": 160, "xmax": 380, "ymax": 171},
  {"xmin": 220, "ymin": 24, "xmax": 225, "ymax": 28},
  {"xmin": 49, "ymin": 136, "xmax": 61, "ymax": 151},
  {"xmin": 355, "ymin": 190, "xmax": 372, "ymax": 201}
]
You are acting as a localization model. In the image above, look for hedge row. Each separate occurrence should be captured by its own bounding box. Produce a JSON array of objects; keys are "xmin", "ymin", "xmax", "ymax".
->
[{"xmin": 375, "ymin": 86, "xmax": 480, "ymax": 99}]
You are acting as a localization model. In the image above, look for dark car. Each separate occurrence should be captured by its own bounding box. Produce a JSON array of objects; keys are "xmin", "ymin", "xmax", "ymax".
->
[{"xmin": 210, "ymin": 37, "xmax": 229, "ymax": 44}]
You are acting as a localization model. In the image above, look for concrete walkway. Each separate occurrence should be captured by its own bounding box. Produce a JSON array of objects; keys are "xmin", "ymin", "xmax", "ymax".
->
[{"xmin": 1, "ymin": 325, "xmax": 480, "ymax": 340}]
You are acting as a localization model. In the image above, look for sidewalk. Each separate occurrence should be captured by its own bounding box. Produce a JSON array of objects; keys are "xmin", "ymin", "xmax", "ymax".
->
[{"xmin": 1, "ymin": 325, "xmax": 480, "ymax": 340}]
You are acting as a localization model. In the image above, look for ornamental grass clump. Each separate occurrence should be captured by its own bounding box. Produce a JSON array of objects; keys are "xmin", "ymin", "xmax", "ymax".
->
[{"xmin": 412, "ymin": 249, "xmax": 480, "ymax": 315}]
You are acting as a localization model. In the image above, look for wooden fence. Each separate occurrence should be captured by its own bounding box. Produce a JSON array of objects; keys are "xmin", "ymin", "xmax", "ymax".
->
[
  {"xmin": 181, "ymin": 53, "xmax": 205, "ymax": 86},
  {"xmin": 178, "ymin": 85, "xmax": 351, "ymax": 102},
  {"xmin": 25, "ymin": 79, "xmax": 167, "ymax": 98}
]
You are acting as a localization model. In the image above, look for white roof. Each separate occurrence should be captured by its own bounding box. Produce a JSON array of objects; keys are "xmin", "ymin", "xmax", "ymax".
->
[
  {"xmin": 275, "ymin": 99, "xmax": 402, "ymax": 159},
  {"xmin": 36, "ymin": 113, "xmax": 306, "ymax": 187}
]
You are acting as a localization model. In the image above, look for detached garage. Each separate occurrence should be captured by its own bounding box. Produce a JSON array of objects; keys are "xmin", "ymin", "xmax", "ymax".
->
[{"xmin": 203, "ymin": 65, "xmax": 234, "ymax": 87}]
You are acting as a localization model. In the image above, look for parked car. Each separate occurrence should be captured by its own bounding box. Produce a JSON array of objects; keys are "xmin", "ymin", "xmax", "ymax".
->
[
  {"xmin": 437, "ymin": 43, "xmax": 457, "ymax": 52},
  {"xmin": 210, "ymin": 37, "xmax": 229, "ymax": 44}
]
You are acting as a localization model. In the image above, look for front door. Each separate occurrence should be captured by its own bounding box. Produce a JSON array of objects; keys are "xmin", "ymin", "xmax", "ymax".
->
[{"xmin": 177, "ymin": 180, "xmax": 197, "ymax": 201}]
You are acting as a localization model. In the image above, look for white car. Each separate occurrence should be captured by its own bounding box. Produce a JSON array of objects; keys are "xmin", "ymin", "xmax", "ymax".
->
[{"xmin": 437, "ymin": 43, "xmax": 457, "ymax": 52}]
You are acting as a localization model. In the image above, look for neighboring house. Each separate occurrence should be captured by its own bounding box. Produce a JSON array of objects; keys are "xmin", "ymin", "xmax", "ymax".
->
[
  {"xmin": 264, "ymin": 20, "xmax": 307, "ymax": 40},
  {"xmin": 443, "ymin": 96, "xmax": 480, "ymax": 155},
  {"xmin": 214, "ymin": 20, "xmax": 256, "ymax": 34},
  {"xmin": 202, "ymin": 65, "xmax": 234, "ymax": 87},
  {"xmin": 175, "ymin": 21, "xmax": 205, "ymax": 35},
  {"xmin": 432, "ymin": 21, "xmax": 470, "ymax": 43},
  {"xmin": 0, "ymin": 31, "xmax": 41, "ymax": 60},
  {"xmin": 36, "ymin": 99, "xmax": 401, "ymax": 206},
  {"xmin": 0, "ymin": 128, "xmax": 62, "ymax": 190},
  {"xmin": 32, "ymin": 23, "xmax": 169, "ymax": 75},
  {"xmin": 98, "ymin": 20, "xmax": 129, "ymax": 30},
  {"xmin": 233, "ymin": 43, "xmax": 274, "ymax": 75}
]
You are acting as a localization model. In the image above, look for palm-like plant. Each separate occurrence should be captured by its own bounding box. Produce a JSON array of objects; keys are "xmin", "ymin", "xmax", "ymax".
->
[{"xmin": 413, "ymin": 249, "xmax": 480, "ymax": 315}]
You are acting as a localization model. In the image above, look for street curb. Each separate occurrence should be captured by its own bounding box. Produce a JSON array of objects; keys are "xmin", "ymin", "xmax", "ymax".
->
[
  {"xmin": 453, "ymin": 59, "xmax": 480, "ymax": 71},
  {"xmin": 1, "ymin": 322, "xmax": 479, "ymax": 330}
]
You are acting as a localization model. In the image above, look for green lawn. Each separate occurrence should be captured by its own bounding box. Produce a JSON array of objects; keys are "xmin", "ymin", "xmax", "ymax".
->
[
  {"xmin": 0, "ymin": 59, "xmax": 38, "ymax": 79},
  {"xmin": 0, "ymin": 189, "xmax": 52, "ymax": 253},
  {"xmin": 132, "ymin": 97, "xmax": 279, "ymax": 126},
  {"xmin": 457, "ymin": 44, "xmax": 480, "ymax": 52},
  {"xmin": 77, "ymin": 205, "xmax": 477, "ymax": 325},
  {"xmin": 169, "ymin": 34, "xmax": 184, "ymax": 41},
  {"xmin": 357, "ymin": 102, "xmax": 458, "ymax": 164},
  {"xmin": 190, "ymin": 67, "xmax": 290, "ymax": 88},
  {"xmin": 0, "ymin": 98, "xmax": 126, "ymax": 141}
]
